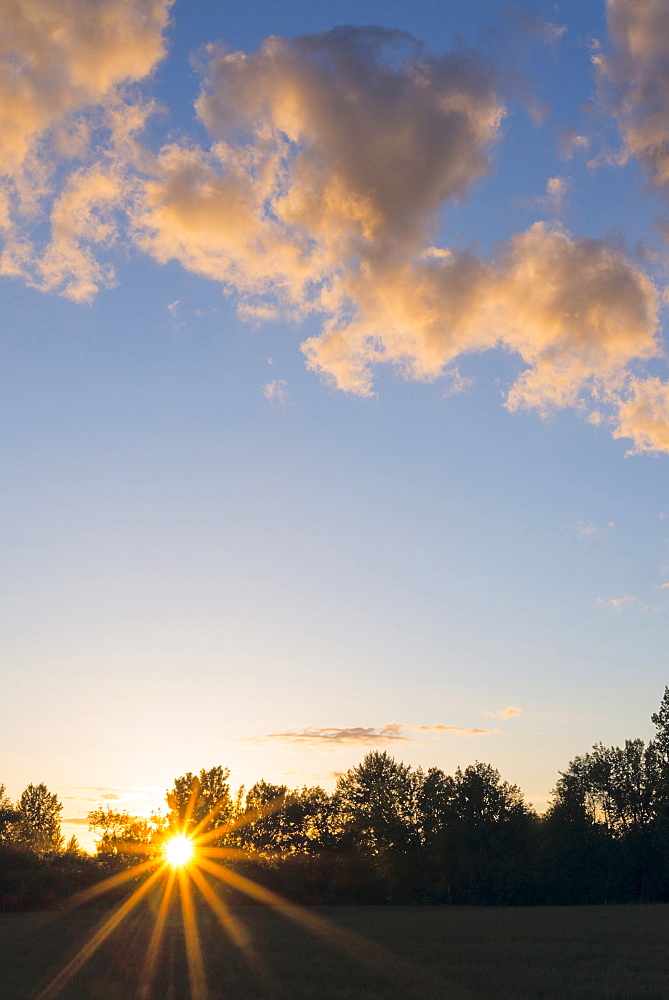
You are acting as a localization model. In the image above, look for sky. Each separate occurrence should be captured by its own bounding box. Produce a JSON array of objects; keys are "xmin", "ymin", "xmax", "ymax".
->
[{"xmin": 2, "ymin": 0, "xmax": 669, "ymax": 851}]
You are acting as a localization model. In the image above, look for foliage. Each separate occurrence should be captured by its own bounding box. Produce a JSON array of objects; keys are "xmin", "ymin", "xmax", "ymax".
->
[
  {"xmin": 166, "ymin": 766, "xmax": 234, "ymax": 840},
  {"xmin": 87, "ymin": 807, "xmax": 162, "ymax": 868},
  {"xmin": 11, "ymin": 783, "xmax": 63, "ymax": 855},
  {"xmin": 239, "ymin": 781, "xmax": 333, "ymax": 854},
  {"xmin": 0, "ymin": 785, "xmax": 20, "ymax": 842},
  {"xmin": 6, "ymin": 688, "xmax": 669, "ymax": 908}
]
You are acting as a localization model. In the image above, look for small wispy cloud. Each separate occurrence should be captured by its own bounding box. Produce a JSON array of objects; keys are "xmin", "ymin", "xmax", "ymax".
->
[
  {"xmin": 575, "ymin": 519, "xmax": 614, "ymax": 538},
  {"xmin": 485, "ymin": 706, "xmax": 523, "ymax": 720},
  {"xmin": 255, "ymin": 721, "xmax": 493, "ymax": 746},
  {"xmin": 596, "ymin": 594, "xmax": 638, "ymax": 611},
  {"xmin": 263, "ymin": 379, "xmax": 292, "ymax": 406},
  {"xmin": 261, "ymin": 723, "xmax": 409, "ymax": 746},
  {"xmin": 558, "ymin": 128, "xmax": 589, "ymax": 160},
  {"xmin": 411, "ymin": 723, "xmax": 492, "ymax": 735},
  {"xmin": 441, "ymin": 367, "xmax": 475, "ymax": 398},
  {"xmin": 61, "ymin": 785, "xmax": 160, "ymax": 804},
  {"xmin": 545, "ymin": 176, "xmax": 568, "ymax": 214}
]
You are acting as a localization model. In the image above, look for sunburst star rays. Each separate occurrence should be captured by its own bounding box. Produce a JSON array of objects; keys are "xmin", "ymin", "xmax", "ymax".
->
[{"xmin": 35, "ymin": 793, "xmax": 453, "ymax": 1000}]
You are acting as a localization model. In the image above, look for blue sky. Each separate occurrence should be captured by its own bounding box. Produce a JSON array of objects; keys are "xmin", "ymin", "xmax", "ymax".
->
[{"xmin": 2, "ymin": 0, "xmax": 669, "ymax": 848}]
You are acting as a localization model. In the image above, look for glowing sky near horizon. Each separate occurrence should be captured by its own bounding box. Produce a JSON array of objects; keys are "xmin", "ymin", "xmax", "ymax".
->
[{"xmin": 2, "ymin": 0, "xmax": 669, "ymax": 849}]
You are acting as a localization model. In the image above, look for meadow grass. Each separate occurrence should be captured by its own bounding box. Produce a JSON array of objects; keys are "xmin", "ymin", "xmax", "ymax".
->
[{"xmin": 1, "ymin": 901, "xmax": 668, "ymax": 1000}]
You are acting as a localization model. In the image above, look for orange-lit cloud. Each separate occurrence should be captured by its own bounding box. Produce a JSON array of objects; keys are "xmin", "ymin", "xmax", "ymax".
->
[
  {"xmin": 612, "ymin": 376, "xmax": 669, "ymax": 454},
  {"xmin": 412, "ymin": 723, "xmax": 492, "ymax": 735},
  {"xmin": 485, "ymin": 706, "xmax": 523, "ymax": 720},
  {"xmin": 596, "ymin": 0, "xmax": 669, "ymax": 186},
  {"xmin": 0, "ymin": 0, "xmax": 170, "ymax": 175},
  {"xmin": 131, "ymin": 27, "xmax": 667, "ymax": 451},
  {"xmin": 134, "ymin": 27, "xmax": 503, "ymax": 303},
  {"xmin": 1, "ymin": 13, "xmax": 667, "ymax": 453},
  {"xmin": 0, "ymin": 0, "xmax": 172, "ymax": 298}
]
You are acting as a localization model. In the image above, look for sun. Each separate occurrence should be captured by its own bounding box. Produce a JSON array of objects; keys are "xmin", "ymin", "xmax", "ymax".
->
[{"xmin": 164, "ymin": 834, "xmax": 194, "ymax": 868}]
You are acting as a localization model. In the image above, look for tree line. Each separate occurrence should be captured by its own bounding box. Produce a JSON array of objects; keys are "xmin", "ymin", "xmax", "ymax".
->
[{"xmin": 4, "ymin": 689, "xmax": 669, "ymax": 908}]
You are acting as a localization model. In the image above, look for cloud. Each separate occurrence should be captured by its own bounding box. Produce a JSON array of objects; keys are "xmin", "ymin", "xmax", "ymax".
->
[
  {"xmin": 596, "ymin": 594, "xmax": 638, "ymax": 611},
  {"xmin": 61, "ymin": 816, "xmax": 92, "ymax": 826},
  {"xmin": 504, "ymin": 10, "xmax": 566, "ymax": 48},
  {"xmin": 134, "ymin": 27, "xmax": 503, "ymax": 302},
  {"xmin": 130, "ymin": 28, "xmax": 666, "ymax": 449},
  {"xmin": 263, "ymin": 379, "xmax": 292, "ymax": 406},
  {"xmin": 262, "ymin": 723, "xmax": 411, "ymax": 746},
  {"xmin": 544, "ymin": 176, "xmax": 567, "ymax": 213},
  {"xmin": 485, "ymin": 706, "xmax": 523, "ymax": 720},
  {"xmin": 305, "ymin": 222, "xmax": 660, "ymax": 411},
  {"xmin": 575, "ymin": 519, "xmax": 615, "ymax": 538},
  {"xmin": 0, "ymin": 0, "xmax": 171, "ymax": 176},
  {"xmin": 0, "ymin": 14, "xmax": 666, "ymax": 452},
  {"xmin": 258, "ymin": 721, "xmax": 493, "ymax": 746},
  {"xmin": 558, "ymin": 129, "xmax": 589, "ymax": 160},
  {"xmin": 595, "ymin": 0, "xmax": 669, "ymax": 186},
  {"xmin": 0, "ymin": 0, "xmax": 172, "ymax": 299},
  {"xmin": 612, "ymin": 376, "xmax": 669, "ymax": 454},
  {"xmin": 412, "ymin": 723, "xmax": 492, "ymax": 735}
]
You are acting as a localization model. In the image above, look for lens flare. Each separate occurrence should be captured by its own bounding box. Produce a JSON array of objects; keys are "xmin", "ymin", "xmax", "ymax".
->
[
  {"xmin": 37, "ymin": 787, "xmax": 447, "ymax": 1000},
  {"xmin": 164, "ymin": 834, "xmax": 194, "ymax": 868}
]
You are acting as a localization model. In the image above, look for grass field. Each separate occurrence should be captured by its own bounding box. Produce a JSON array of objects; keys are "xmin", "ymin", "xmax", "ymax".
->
[{"xmin": 2, "ymin": 900, "xmax": 668, "ymax": 1000}]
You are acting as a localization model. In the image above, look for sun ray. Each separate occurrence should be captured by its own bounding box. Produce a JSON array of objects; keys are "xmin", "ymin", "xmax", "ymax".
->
[
  {"xmin": 178, "ymin": 866, "xmax": 208, "ymax": 1000},
  {"xmin": 175, "ymin": 776, "xmax": 203, "ymax": 835},
  {"xmin": 188, "ymin": 863, "xmax": 284, "ymax": 999},
  {"xmin": 65, "ymin": 856, "xmax": 161, "ymax": 909},
  {"xmin": 191, "ymin": 793, "xmax": 290, "ymax": 847},
  {"xmin": 138, "ymin": 866, "xmax": 177, "ymax": 1000},
  {"xmin": 195, "ymin": 856, "xmax": 450, "ymax": 1000},
  {"xmin": 35, "ymin": 864, "xmax": 166, "ymax": 1000},
  {"xmin": 188, "ymin": 798, "xmax": 229, "ymax": 842},
  {"xmin": 104, "ymin": 839, "xmax": 158, "ymax": 855},
  {"xmin": 31, "ymin": 785, "xmax": 453, "ymax": 1000},
  {"xmin": 198, "ymin": 844, "xmax": 282, "ymax": 864}
]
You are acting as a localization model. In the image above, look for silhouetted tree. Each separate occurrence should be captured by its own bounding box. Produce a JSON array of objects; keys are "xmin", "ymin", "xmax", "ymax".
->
[
  {"xmin": 333, "ymin": 752, "xmax": 423, "ymax": 900},
  {"xmin": 443, "ymin": 762, "xmax": 538, "ymax": 904},
  {"xmin": 546, "ymin": 726, "xmax": 669, "ymax": 901},
  {"xmin": 651, "ymin": 686, "xmax": 669, "ymax": 759},
  {"xmin": 88, "ymin": 807, "xmax": 160, "ymax": 868},
  {"xmin": 0, "ymin": 784, "xmax": 20, "ymax": 841},
  {"xmin": 167, "ymin": 765, "xmax": 234, "ymax": 841},
  {"xmin": 12, "ymin": 784, "xmax": 63, "ymax": 854},
  {"xmin": 240, "ymin": 782, "xmax": 333, "ymax": 854}
]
